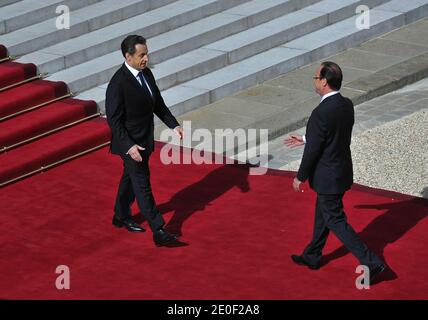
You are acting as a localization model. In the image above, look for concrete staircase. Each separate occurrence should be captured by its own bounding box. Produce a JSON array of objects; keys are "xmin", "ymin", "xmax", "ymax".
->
[{"xmin": 1, "ymin": 0, "xmax": 428, "ymax": 121}]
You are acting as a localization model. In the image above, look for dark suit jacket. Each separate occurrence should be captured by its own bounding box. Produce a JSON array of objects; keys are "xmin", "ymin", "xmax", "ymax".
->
[
  {"xmin": 105, "ymin": 63, "xmax": 179, "ymax": 155},
  {"xmin": 297, "ymin": 93, "xmax": 354, "ymax": 194}
]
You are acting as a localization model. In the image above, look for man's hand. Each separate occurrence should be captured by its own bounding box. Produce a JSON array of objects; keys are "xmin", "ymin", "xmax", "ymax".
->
[
  {"xmin": 284, "ymin": 134, "xmax": 305, "ymax": 148},
  {"xmin": 174, "ymin": 126, "xmax": 184, "ymax": 140},
  {"xmin": 128, "ymin": 144, "xmax": 145, "ymax": 162},
  {"xmin": 292, "ymin": 177, "xmax": 303, "ymax": 192}
]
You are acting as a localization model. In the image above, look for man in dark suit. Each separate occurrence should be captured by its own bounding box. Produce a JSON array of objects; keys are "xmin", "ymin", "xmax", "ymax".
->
[
  {"xmin": 106, "ymin": 35, "xmax": 183, "ymax": 247},
  {"xmin": 285, "ymin": 62, "xmax": 386, "ymax": 283}
]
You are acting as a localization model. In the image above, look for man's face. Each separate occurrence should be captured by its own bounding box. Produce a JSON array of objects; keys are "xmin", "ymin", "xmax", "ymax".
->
[
  {"xmin": 126, "ymin": 43, "xmax": 149, "ymax": 70},
  {"xmin": 313, "ymin": 65, "xmax": 327, "ymax": 96}
]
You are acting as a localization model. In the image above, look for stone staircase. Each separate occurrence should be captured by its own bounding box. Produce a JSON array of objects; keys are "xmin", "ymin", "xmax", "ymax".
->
[{"xmin": 1, "ymin": 0, "xmax": 428, "ymax": 122}]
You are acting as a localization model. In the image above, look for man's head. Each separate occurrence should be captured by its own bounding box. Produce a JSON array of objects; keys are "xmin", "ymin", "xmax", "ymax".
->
[
  {"xmin": 121, "ymin": 35, "xmax": 149, "ymax": 71},
  {"xmin": 313, "ymin": 61, "xmax": 343, "ymax": 96}
]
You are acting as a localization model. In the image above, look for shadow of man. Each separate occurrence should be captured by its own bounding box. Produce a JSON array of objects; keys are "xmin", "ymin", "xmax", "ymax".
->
[
  {"xmin": 156, "ymin": 163, "xmax": 251, "ymax": 237},
  {"xmin": 322, "ymin": 197, "xmax": 428, "ymax": 283}
]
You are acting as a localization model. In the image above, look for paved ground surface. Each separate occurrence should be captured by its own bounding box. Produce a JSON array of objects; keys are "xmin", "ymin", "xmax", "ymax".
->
[
  {"xmin": 271, "ymin": 77, "xmax": 428, "ymax": 199},
  {"xmin": 153, "ymin": 17, "xmax": 428, "ymax": 198},
  {"xmin": 155, "ymin": 17, "xmax": 428, "ymax": 149}
]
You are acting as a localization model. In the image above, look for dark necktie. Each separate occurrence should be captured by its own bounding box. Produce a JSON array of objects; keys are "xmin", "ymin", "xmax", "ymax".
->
[{"xmin": 137, "ymin": 71, "xmax": 154, "ymax": 101}]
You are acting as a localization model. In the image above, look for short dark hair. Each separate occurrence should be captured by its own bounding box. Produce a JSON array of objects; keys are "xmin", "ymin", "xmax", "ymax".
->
[
  {"xmin": 320, "ymin": 61, "xmax": 343, "ymax": 90},
  {"xmin": 121, "ymin": 35, "xmax": 146, "ymax": 58}
]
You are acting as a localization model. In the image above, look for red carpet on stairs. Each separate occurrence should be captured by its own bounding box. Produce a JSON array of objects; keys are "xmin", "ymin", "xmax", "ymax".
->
[
  {"xmin": 0, "ymin": 80, "xmax": 68, "ymax": 119},
  {"xmin": 0, "ymin": 61, "xmax": 37, "ymax": 88},
  {"xmin": 0, "ymin": 45, "xmax": 7, "ymax": 59},
  {"xmin": 0, "ymin": 118, "xmax": 110, "ymax": 185},
  {"xmin": 0, "ymin": 141, "xmax": 427, "ymax": 299},
  {"xmin": 0, "ymin": 98, "xmax": 98, "ymax": 149},
  {"xmin": 0, "ymin": 45, "xmax": 110, "ymax": 186}
]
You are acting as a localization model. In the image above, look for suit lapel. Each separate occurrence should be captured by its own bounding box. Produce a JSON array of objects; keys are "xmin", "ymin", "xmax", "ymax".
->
[
  {"xmin": 121, "ymin": 63, "xmax": 140, "ymax": 91},
  {"xmin": 121, "ymin": 63, "xmax": 154, "ymax": 104}
]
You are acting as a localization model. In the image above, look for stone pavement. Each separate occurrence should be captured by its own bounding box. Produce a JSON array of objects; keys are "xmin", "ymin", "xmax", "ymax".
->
[{"xmin": 155, "ymin": 17, "xmax": 428, "ymax": 153}]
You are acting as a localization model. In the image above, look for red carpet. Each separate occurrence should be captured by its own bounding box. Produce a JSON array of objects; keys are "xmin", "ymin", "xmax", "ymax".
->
[
  {"xmin": 0, "ymin": 98, "xmax": 98, "ymax": 149},
  {"xmin": 0, "ymin": 61, "xmax": 37, "ymax": 89},
  {"xmin": 0, "ymin": 45, "xmax": 109, "ymax": 186},
  {"xmin": 0, "ymin": 80, "xmax": 68, "ymax": 119},
  {"xmin": 0, "ymin": 141, "xmax": 427, "ymax": 300},
  {"xmin": 0, "ymin": 45, "xmax": 7, "ymax": 59},
  {"xmin": 0, "ymin": 118, "xmax": 110, "ymax": 184},
  {"xmin": 0, "ymin": 44, "xmax": 427, "ymax": 300}
]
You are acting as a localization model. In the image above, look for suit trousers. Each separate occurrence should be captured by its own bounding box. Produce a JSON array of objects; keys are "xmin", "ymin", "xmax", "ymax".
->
[
  {"xmin": 303, "ymin": 193, "xmax": 383, "ymax": 269},
  {"xmin": 113, "ymin": 151, "xmax": 165, "ymax": 232}
]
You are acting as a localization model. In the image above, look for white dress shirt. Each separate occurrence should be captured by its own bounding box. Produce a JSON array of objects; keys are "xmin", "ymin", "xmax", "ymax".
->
[
  {"xmin": 320, "ymin": 91, "xmax": 339, "ymax": 103},
  {"xmin": 124, "ymin": 62, "xmax": 153, "ymax": 97}
]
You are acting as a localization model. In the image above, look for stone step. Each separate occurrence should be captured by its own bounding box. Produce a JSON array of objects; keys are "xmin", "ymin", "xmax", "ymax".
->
[
  {"xmin": 46, "ymin": 0, "xmax": 325, "ymax": 93},
  {"xmin": 160, "ymin": 0, "xmax": 428, "ymax": 120},
  {"xmin": 0, "ymin": 0, "xmax": 22, "ymax": 9},
  {"xmin": 174, "ymin": 0, "xmax": 428, "ymax": 157},
  {"xmin": 17, "ymin": 0, "xmax": 250, "ymax": 75},
  {"xmin": 78, "ymin": 0, "xmax": 403, "ymax": 110},
  {"xmin": 0, "ymin": 0, "xmax": 102, "ymax": 35},
  {"xmin": 0, "ymin": 0, "xmax": 177, "ymax": 56},
  {"xmin": 154, "ymin": 0, "xmax": 391, "ymax": 91}
]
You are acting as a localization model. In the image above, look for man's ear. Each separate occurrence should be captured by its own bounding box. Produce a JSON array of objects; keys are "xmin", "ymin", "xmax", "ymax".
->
[{"xmin": 321, "ymin": 78, "xmax": 328, "ymax": 87}]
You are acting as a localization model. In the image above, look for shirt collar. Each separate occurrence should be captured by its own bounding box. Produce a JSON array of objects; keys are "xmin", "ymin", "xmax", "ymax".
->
[
  {"xmin": 320, "ymin": 91, "xmax": 339, "ymax": 103},
  {"xmin": 125, "ymin": 61, "xmax": 141, "ymax": 78}
]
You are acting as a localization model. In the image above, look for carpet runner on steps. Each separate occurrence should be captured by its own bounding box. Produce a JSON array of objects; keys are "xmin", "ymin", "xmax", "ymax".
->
[
  {"xmin": 0, "ymin": 98, "xmax": 99, "ymax": 151},
  {"xmin": 0, "ymin": 45, "xmax": 7, "ymax": 60},
  {"xmin": 0, "ymin": 61, "xmax": 38, "ymax": 90},
  {"xmin": 0, "ymin": 45, "xmax": 110, "ymax": 187},
  {"xmin": 0, "ymin": 80, "xmax": 68, "ymax": 121},
  {"xmin": 0, "ymin": 79, "xmax": 69, "ymax": 120},
  {"xmin": 0, "ymin": 117, "xmax": 110, "ymax": 186}
]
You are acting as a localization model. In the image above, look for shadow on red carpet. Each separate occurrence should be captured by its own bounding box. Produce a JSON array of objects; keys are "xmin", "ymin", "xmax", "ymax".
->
[{"xmin": 0, "ymin": 143, "xmax": 427, "ymax": 299}]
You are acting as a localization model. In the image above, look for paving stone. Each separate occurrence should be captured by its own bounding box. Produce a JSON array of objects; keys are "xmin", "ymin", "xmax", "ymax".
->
[
  {"xmin": 202, "ymin": 97, "xmax": 284, "ymax": 121},
  {"xmin": 234, "ymin": 85, "xmax": 315, "ymax": 108},
  {"xmin": 264, "ymin": 64, "xmax": 318, "ymax": 92},
  {"xmin": 328, "ymin": 48, "xmax": 405, "ymax": 72},
  {"xmin": 355, "ymin": 38, "xmax": 428, "ymax": 58},
  {"xmin": 355, "ymin": 103, "xmax": 378, "ymax": 112},
  {"xmin": 373, "ymin": 114, "xmax": 400, "ymax": 123},
  {"xmin": 382, "ymin": 18, "xmax": 428, "ymax": 46}
]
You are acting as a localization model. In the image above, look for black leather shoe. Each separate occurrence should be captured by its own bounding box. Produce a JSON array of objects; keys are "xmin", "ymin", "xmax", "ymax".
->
[
  {"xmin": 153, "ymin": 228, "xmax": 178, "ymax": 247},
  {"xmin": 369, "ymin": 264, "xmax": 386, "ymax": 283},
  {"xmin": 112, "ymin": 216, "xmax": 145, "ymax": 232},
  {"xmin": 291, "ymin": 254, "xmax": 320, "ymax": 270}
]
